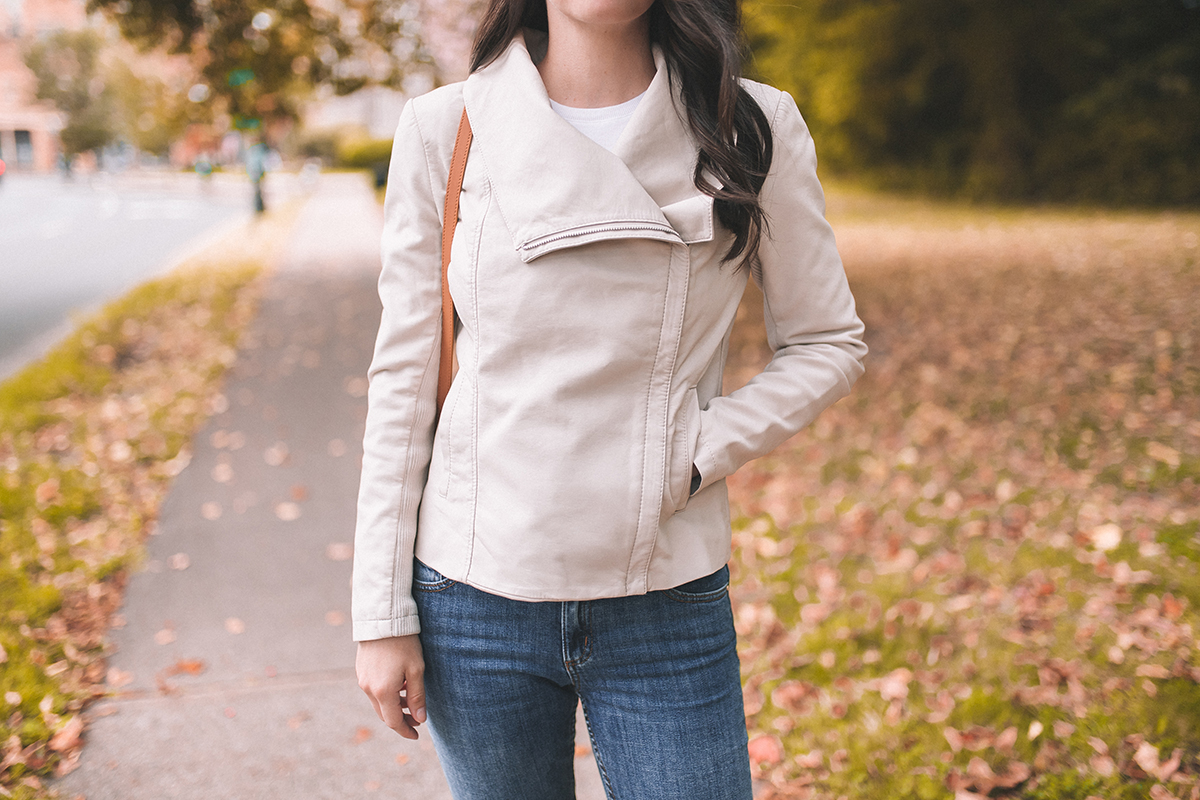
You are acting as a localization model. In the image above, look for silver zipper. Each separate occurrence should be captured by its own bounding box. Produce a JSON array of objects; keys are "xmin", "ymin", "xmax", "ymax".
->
[{"xmin": 521, "ymin": 222, "xmax": 679, "ymax": 251}]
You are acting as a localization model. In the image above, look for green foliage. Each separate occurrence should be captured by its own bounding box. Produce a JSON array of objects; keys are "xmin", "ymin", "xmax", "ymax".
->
[
  {"xmin": 22, "ymin": 29, "xmax": 116, "ymax": 157},
  {"xmin": 336, "ymin": 137, "xmax": 392, "ymax": 170},
  {"xmin": 88, "ymin": 0, "xmax": 434, "ymax": 125},
  {"xmin": 744, "ymin": 0, "xmax": 1200, "ymax": 204}
]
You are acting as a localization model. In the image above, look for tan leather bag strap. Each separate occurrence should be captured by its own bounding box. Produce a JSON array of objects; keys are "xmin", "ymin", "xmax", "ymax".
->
[{"xmin": 438, "ymin": 108, "xmax": 473, "ymax": 413}]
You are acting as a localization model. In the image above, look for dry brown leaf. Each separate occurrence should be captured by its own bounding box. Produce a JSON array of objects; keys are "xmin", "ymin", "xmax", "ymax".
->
[
  {"xmin": 326, "ymin": 542, "xmax": 353, "ymax": 561},
  {"xmin": 47, "ymin": 717, "xmax": 83, "ymax": 752},
  {"xmin": 1134, "ymin": 741, "xmax": 1161, "ymax": 774},
  {"xmin": 1090, "ymin": 754, "xmax": 1116, "ymax": 777},
  {"xmin": 748, "ymin": 734, "xmax": 783, "ymax": 765},
  {"xmin": 163, "ymin": 659, "xmax": 205, "ymax": 677},
  {"xmin": 275, "ymin": 502, "xmax": 301, "ymax": 521}
]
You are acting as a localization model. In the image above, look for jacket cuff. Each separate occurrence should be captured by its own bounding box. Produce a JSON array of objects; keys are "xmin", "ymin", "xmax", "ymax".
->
[{"xmin": 352, "ymin": 614, "xmax": 421, "ymax": 642}]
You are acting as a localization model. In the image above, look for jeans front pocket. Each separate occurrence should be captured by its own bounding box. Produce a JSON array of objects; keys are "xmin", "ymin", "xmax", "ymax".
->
[
  {"xmin": 664, "ymin": 564, "xmax": 729, "ymax": 603},
  {"xmin": 412, "ymin": 558, "xmax": 457, "ymax": 592}
]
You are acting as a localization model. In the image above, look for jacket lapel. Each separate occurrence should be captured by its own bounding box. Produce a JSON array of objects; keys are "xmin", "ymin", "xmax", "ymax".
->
[{"xmin": 462, "ymin": 30, "xmax": 714, "ymax": 262}]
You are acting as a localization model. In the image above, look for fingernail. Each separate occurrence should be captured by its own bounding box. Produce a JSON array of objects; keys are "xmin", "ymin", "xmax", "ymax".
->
[{"xmin": 415, "ymin": 707, "xmax": 426, "ymax": 723}]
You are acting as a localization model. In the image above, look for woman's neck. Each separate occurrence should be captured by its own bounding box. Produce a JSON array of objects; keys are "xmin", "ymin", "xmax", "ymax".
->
[{"xmin": 536, "ymin": 6, "xmax": 656, "ymax": 109}]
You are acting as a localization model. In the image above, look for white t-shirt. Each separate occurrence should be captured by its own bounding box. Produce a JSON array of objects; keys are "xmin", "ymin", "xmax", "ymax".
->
[{"xmin": 549, "ymin": 91, "xmax": 646, "ymax": 152}]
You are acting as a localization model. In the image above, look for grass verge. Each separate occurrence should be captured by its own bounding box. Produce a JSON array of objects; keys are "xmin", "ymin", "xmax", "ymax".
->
[
  {"xmin": 0, "ymin": 209, "xmax": 295, "ymax": 798},
  {"xmin": 727, "ymin": 195, "xmax": 1200, "ymax": 799}
]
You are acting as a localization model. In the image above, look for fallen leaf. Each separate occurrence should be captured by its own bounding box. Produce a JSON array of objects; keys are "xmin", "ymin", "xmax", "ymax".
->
[
  {"xmin": 169, "ymin": 553, "xmax": 190, "ymax": 570},
  {"xmin": 354, "ymin": 726, "xmax": 373, "ymax": 744},
  {"xmin": 163, "ymin": 659, "xmax": 205, "ymax": 677},
  {"xmin": 995, "ymin": 726, "xmax": 1018, "ymax": 751},
  {"xmin": 225, "ymin": 617, "xmax": 246, "ymax": 634},
  {"xmin": 224, "ymin": 707, "xmax": 236, "ymax": 718},
  {"xmin": 289, "ymin": 484, "xmax": 308, "ymax": 502},
  {"xmin": 153, "ymin": 627, "xmax": 176, "ymax": 645},
  {"xmin": 326, "ymin": 542, "xmax": 353, "ymax": 561},
  {"xmin": 35, "ymin": 478, "xmax": 59, "ymax": 505},
  {"xmin": 275, "ymin": 502, "xmax": 301, "ymax": 521},
  {"xmin": 264, "ymin": 442, "xmax": 289, "ymax": 466},
  {"xmin": 48, "ymin": 716, "xmax": 83, "ymax": 752},
  {"xmin": 106, "ymin": 669, "xmax": 133, "ymax": 688},
  {"xmin": 1146, "ymin": 442, "xmax": 1181, "ymax": 468},
  {"xmin": 1149, "ymin": 785, "xmax": 1180, "ymax": 800},
  {"xmin": 287, "ymin": 712, "xmax": 310, "ymax": 730},
  {"xmin": 365, "ymin": 780, "xmax": 381, "ymax": 792},
  {"xmin": 201, "ymin": 501, "xmax": 223, "ymax": 520},
  {"xmin": 1157, "ymin": 748, "xmax": 1183, "ymax": 781},
  {"xmin": 1053, "ymin": 720, "xmax": 1075, "ymax": 738},
  {"xmin": 1090, "ymin": 523, "xmax": 1122, "ymax": 552},
  {"xmin": 748, "ymin": 734, "xmax": 783, "ymax": 765},
  {"xmin": 1134, "ymin": 741, "xmax": 1160, "ymax": 774},
  {"xmin": 1090, "ymin": 755, "xmax": 1115, "ymax": 776},
  {"xmin": 395, "ymin": 753, "xmax": 409, "ymax": 765},
  {"xmin": 211, "ymin": 463, "xmax": 234, "ymax": 483},
  {"xmin": 879, "ymin": 668, "xmax": 913, "ymax": 701},
  {"xmin": 1027, "ymin": 721, "xmax": 1043, "ymax": 740},
  {"xmin": 328, "ymin": 439, "xmax": 347, "ymax": 457}
]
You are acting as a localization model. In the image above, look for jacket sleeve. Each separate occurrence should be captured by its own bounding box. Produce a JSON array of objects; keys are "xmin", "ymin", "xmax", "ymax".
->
[
  {"xmin": 690, "ymin": 90, "xmax": 867, "ymax": 492},
  {"xmin": 351, "ymin": 99, "xmax": 444, "ymax": 641}
]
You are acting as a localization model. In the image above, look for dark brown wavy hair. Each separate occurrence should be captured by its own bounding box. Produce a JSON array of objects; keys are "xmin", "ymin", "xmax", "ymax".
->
[{"xmin": 470, "ymin": 0, "xmax": 774, "ymax": 267}]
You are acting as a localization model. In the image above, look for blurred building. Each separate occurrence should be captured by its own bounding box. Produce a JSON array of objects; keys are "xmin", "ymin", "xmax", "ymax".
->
[{"xmin": 0, "ymin": 0, "xmax": 85, "ymax": 171}]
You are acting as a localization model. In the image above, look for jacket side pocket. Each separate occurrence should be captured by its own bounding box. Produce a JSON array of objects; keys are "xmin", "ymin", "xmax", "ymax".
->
[{"xmin": 665, "ymin": 387, "xmax": 702, "ymax": 516}]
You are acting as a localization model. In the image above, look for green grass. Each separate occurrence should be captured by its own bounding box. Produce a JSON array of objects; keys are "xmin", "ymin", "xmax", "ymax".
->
[
  {"xmin": 728, "ymin": 193, "xmax": 1200, "ymax": 799},
  {"xmin": 0, "ymin": 259, "xmax": 266, "ymax": 796}
]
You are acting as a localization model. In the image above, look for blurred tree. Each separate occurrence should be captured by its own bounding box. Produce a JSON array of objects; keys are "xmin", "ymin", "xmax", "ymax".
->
[
  {"xmin": 87, "ymin": 0, "xmax": 433, "ymax": 130},
  {"xmin": 745, "ymin": 0, "xmax": 1200, "ymax": 204},
  {"xmin": 23, "ymin": 29, "xmax": 117, "ymax": 158},
  {"xmin": 107, "ymin": 61, "xmax": 198, "ymax": 157}
]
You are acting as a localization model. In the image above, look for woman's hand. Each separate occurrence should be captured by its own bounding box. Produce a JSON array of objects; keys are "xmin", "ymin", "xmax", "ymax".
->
[{"xmin": 356, "ymin": 634, "xmax": 427, "ymax": 739}]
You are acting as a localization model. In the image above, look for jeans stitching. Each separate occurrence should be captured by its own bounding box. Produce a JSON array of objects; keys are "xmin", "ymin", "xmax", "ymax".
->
[
  {"xmin": 412, "ymin": 579, "xmax": 455, "ymax": 593},
  {"xmin": 578, "ymin": 695, "xmax": 619, "ymax": 800},
  {"xmin": 663, "ymin": 586, "xmax": 729, "ymax": 604}
]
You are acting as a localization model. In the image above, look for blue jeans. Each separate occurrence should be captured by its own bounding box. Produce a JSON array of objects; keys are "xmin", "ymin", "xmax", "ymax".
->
[{"xmin": 412, "ymin": 559, "xmax": 752, "ymax": 800}]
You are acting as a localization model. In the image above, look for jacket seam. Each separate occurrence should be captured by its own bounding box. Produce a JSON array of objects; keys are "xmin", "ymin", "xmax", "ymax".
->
[
  {"xmin": 387, "ymin": 101, "xmax": 443, "ymax": 636},
  {"xmin": 624, "ymin": 243, "xmax": 679, "ymax": 590},
  {"xmin": 643, "ymin": 244, "xmax": 691, "ymax": 586},
  {"xmin": 464, "ymin": 179, "xmax": 489, "ymax": 580}
]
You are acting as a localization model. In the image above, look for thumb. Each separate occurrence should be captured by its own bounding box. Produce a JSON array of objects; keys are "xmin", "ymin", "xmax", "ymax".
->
[{"xmin": 405, "ymin": 670, "xmax": 427, "ymax": 724}]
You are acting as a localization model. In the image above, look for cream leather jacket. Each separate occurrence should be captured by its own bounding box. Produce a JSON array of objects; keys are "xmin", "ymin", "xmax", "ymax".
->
[{"xmin": 351, "ymin": 32, "xmax": 867, "ymax": 641}]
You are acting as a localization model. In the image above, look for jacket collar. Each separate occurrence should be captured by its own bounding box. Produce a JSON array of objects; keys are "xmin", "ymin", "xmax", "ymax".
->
[{"xmin": 462, "ymin": 29, "xmax": 714, "ymax": 262}]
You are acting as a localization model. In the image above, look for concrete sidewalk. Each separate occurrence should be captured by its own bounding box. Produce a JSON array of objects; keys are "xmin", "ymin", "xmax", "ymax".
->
[{"xmin": 55, "ymin": 173, "xmax": 605, "ymax": 799}]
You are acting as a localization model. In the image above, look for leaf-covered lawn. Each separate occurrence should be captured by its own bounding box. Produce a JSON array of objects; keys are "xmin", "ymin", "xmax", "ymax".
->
[
  {"xmin": 0, "ymin": 212, "xmax": 293, "ymax": 799},
  {"xmin": 727, "ymin": 192, "xmax": 1200, "ymax": 800}
]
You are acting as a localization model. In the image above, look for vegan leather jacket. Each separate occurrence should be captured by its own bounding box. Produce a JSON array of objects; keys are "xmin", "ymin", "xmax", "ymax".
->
[{"xmin": 351, "ymin": 31, "xmax": 867, "ymax": 641}]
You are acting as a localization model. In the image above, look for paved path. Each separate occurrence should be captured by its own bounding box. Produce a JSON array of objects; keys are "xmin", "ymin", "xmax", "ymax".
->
[{"xmin": 55, "ymin": 173, "xmax": 606, "ymax": 799}]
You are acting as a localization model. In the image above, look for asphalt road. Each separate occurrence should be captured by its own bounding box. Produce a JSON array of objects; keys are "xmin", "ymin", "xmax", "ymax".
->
[{"xmin": 0, "ymin": 171, "xmax": 253, "ymax": 381}]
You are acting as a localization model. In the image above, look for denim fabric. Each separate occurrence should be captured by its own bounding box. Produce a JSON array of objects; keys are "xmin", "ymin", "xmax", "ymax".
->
[{"xmin": 412, "ymin": 559, "xmax": 752, "ymax": 800}]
